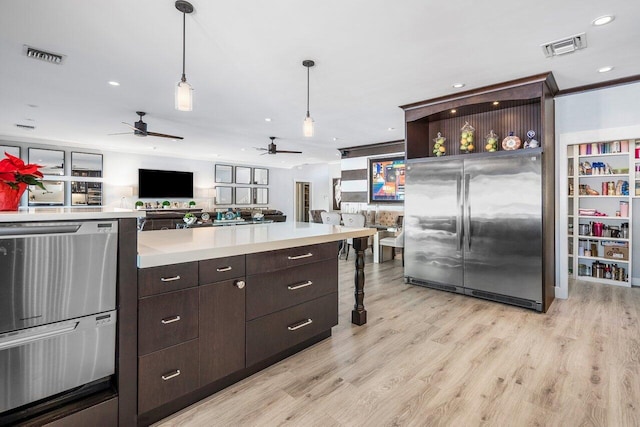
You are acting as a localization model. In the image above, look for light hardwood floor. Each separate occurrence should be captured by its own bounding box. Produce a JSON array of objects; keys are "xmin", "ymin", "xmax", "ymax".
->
[{"xmin": 155, "ymin": 255, "xmax": 640, "ymax": 427}]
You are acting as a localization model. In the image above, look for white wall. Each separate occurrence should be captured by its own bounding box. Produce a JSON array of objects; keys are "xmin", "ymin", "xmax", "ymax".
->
[
  {"xmin": 555, "ymin": 81, "xmax": 640, "ymax": 299},
  {"xmin": 269, "ymin": 162, "xmax": 338, "ymax": 220}
]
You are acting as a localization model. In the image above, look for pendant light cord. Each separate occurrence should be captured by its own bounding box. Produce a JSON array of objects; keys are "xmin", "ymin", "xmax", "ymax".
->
[
  {"xmin": 181, "ymin": 12, "xmax": 186, "ymax": 83},
  {"xmin": 306, "ymin": 66, "xmax": 310, "ymax": 116}
]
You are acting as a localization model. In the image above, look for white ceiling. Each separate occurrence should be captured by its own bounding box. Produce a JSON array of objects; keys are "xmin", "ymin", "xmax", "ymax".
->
[{"xmin": 1, "ymin": 0, "xmax": 639, "ymax": 168}]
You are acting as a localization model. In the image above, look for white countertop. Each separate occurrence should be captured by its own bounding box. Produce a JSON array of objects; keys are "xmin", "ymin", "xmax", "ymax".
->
[
  {"xmin": 137, "ymin": 222, "xmax": 375, "ymax": 268},
  {"xmin": 0, "ymin": 207, "xmax": 145, "ymax": 222}
]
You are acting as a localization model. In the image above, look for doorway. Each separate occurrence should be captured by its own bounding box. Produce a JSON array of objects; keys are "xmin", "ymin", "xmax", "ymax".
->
[{"xmin": 295, "ymin": 181, "xmax": 310, "ymax": 222}]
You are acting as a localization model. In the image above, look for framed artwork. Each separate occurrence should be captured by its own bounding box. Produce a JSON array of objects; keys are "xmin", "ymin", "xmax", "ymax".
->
[
  {"xmin": 28, "ymin": 148, "xmax": 65, "ymax": 175},
  {"xmin": 235, "ymin": 166, "xmax": 252, "ymax": 185},
  {"xmin": 28, "ymin": 180, "xmax": 64, "ymax": 206},
  {"xmin": 253, "ymin": 168, "xmax": 268, "ymax": 185},
  {"xmin": 0, "ymin": 145, "xmax": 20, "ymax": 158},
  {"xmin": 254, "ymin": 187, "xmax": 268, "ymax": 204},
  {"xmin": 235, "ymin": 187, "xmax": 252, "ymax": 205},
  {"xmin": 333, "ymin": 178, "xmax": 341, "ymax": 210},
  {"xmin": 215, "ymin": 186, "xmax": 233, "ymax": 204},
  {"xmin": 71, "ymin": 152, "xmax": 103, "ymax": 177},
  {"xmin": 215, "ymin": 164, "xmax": 233, "ymax": 183}
]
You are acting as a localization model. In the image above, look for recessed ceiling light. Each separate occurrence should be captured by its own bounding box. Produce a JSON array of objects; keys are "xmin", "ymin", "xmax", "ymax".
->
[
  {"xmin": 240, "ymin": 148, "xmax": 246, "ymax": 151},
  {"xmin": 451, "ymin": 109, "xmax": 457, "ymax": 114},
  {"xmin": 452, "ymin": 83, "xmax": 465, "ymax": 88},
  {"xmin": 387, "ymin": 127, "xmax": 395, "ymax": 131},
  {"xmin": 333, "ymin": 137, "xmax": 338, "ymax": 141},
  {"xmin": 492, "ymin": 101, "xmax": 500, "ymax": 106},
  {"xmin": 264, "ymin": 118, "xmax": 272, "ymax": 122},
  {"xmin": 598, "ymin": 66, "xmax": 614, "ymax": 73},
  {"xmin": 592, "ymin": 15, "xmax": 614, "ymax": 26},
  {"xmin": 108, "ymin": 81, "xmax": 120, "ymax": 86}
]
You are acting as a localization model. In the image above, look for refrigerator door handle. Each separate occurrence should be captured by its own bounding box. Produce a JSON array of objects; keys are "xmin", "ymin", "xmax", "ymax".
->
[
  {"xmin": 464, "ymin": 174, "xmax": 471, "ymax": 252},
  {"xmin": 456, "ymin": 173, "xmax": 462, "ymax": 251}
]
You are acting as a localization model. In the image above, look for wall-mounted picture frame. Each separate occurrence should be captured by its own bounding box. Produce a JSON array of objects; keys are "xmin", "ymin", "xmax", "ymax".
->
[
  {"xmin": 215, "ymin": 164, "xmax": 233, "ymax": 183},
  {"xmin": 71, "ymin": 152, "xmax": 103, "ymax": 177},
  {"xmin": 235, "ymin": 187, "xmax": 252, "ymax": 205},
  {"xmin": 28, "ymin": 180, "xmax": 64, "ymax": 206},
  {"xmin": 235, "ymin": 166, "xmax": 252, "ymax": 185},
  {"xmin": 0, "ymin": 145, "xmax": 20, "ymax": 158},
  {"xmin": 215, "ymin": 186, "xmax": 233, "ymax": 204},
  {"xmin": 28, "ymin": 148, "xmax": 65, "ymax": 176},
  {"xmin": 253, "ymin": 168, "xmax": 268, "ymax": 185},
  {"xmin": 254, "ymin": 187, "xmax": 268, "ymax": 204}
]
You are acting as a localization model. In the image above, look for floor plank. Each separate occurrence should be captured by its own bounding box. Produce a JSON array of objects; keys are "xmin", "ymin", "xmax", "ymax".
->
[{"xmin": 155, "ymin": 256, "xmax": 640, "ymax": 427}]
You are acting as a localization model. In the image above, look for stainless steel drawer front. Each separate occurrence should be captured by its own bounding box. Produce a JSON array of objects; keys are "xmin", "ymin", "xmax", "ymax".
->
[
  {"xmin": 0, "ymin": 221, "xmax": 118, "ymax": 333},
  {"xmin": 0, "ymin": 310, "xmax": 117, "ymax": 413}
]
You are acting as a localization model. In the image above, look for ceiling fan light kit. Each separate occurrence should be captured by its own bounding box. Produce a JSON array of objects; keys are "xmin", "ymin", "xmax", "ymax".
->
[
  {"xmin": 175, "ymin": 0, "xmax": 194, "ymax": 111},
  {"xmin": 303, "ymin": 59, "xmax": 315, "ymax": 137}
]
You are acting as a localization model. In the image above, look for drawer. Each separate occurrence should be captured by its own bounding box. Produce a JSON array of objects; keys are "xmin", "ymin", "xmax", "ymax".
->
[
  {"xmin": 246, "ymin": 258, "xmax": 337, "ymax": 320},
  {"xmin": 246, "ymin": 242, "xmax": 337, "ymax": 275},
  {"xmin": 152, "ymin": 219, "xmax": 176, "ymax": 230},
  {"xmin": 246, "ymin": 293, "xmax": 338, "ymax": 367},
  {"xmin": 138, "ymin": 288, "xmax": 199, "ymax": 355},
  {"xmin": 138, "ymin": 339, "xmax": 199, "ymax": 414},
  {"xmin": 138, "ymin": 262, "xmax": 198, "ymax": 297},
  {"xmin": 199, "ymin": 255, "xmax": 245, "ymax": 284}
]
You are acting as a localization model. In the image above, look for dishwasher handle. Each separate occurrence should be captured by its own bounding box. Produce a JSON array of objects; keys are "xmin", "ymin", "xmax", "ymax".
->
[
  {"xmin": 0, "ymin": 224, "xmax": 81, "ymax": 237},
  {"xmin": 0, "ymin": 322, "xmax": 79, "ymax": 351}
]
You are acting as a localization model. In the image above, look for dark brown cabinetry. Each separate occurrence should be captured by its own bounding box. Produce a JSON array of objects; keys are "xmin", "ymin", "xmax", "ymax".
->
[{"xmin": 136, "ymin": 243, "xmax": 339, "ymax": 424}]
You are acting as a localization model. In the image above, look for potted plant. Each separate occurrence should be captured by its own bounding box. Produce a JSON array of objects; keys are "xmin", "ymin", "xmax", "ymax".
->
[
  {"xmin": 0, "ymin": 152, "xmax": 45, "ymax": 211},
  {"xmin": 183, "ymin": 212, "xmax": 196, "ymax": 226},
  {"xmin": 162, "ymin": 200, "xmax": 171, "ymax": 209},
  {"xmin": 135, "ymin": 201, "xmax": 144, "ymax": 210},
  {"xmin": 188, "ymin": 200, "xmax": 196, "ymax": 208}
]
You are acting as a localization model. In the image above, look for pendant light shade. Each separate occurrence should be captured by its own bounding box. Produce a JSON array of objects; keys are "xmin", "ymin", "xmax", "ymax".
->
[
  {"xmin": 175, "ymin": 1, "xmax": 194, "ymax": 111},
  {"xmin": 302, "ymin": 60, "xmax": 315, "ymax": 137}
]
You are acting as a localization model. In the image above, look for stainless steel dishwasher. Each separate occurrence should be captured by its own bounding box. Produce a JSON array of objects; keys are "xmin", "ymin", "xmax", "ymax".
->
[{"xmin": 0, "ymin": 221, "xmax": 118, "ymax": 416}]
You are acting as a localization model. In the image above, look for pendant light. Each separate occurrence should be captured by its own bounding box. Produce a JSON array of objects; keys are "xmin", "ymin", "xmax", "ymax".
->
[
  {"xmin": 175, "ymin": 1, "xmax": 194, "ymax": 111},
  {"xmin": 302, "ymin": 59, "xmax": 315, "ymax": 137}
]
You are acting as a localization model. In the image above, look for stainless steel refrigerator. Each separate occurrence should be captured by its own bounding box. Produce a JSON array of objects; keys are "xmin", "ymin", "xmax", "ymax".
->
[{"xmin": 404, "ymin": 149, "xmax": 543, "ymax": 311}]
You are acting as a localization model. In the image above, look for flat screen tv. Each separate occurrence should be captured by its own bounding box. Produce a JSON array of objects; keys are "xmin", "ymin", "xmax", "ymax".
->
[
  {"xmin": 369, "ymin": 156, "xmax": 405, "ymax": 203},
  {"xmin": 138, "ymin": 169, "xmax": 193, "ymax": 198}
]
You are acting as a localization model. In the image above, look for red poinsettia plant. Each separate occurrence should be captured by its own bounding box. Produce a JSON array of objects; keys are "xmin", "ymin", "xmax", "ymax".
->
[{"xmin": 0, "ymin": 152, "xmax": 45, "ymax": 190}]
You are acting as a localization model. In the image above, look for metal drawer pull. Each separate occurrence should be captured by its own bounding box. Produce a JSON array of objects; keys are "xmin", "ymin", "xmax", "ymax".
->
[
  {"xmin": 161, "ymin": 315, "xmax": 181, "ymax": 324},
  {"xmin": 287, "ymin": 253, "xmax": 313, "ymax": 260},
  {"xmin": 288, "ymin": 281, "xmax": 313, "ymax": 291},
  {"xmin": 216, "ymin": 266, "xmax": 232, "ymax": 272},
  {"xmin": 161, "ymin": 370, "xmax": 181, "ymax": 381},
  {"xmin": 160, "ymin": 275, "xmax": 181, "ymax": 282},
  {"xmin": 287, "ymin": 318, "xmax": 313, "ymax": 331}
]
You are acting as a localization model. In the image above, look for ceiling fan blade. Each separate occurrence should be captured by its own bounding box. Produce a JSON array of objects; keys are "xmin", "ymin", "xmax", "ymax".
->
[
  {"xmin": 108, "ymin": 131, "xmax": 133, "ymax": 136},
  {"xmin": 254, "ymin": 147, "xmax": 268, "ymax": 151},
  {"xmin": 275, "ymin": 150, "xmax": 303, "ymax": 154},
  {"xmin": 146, "ymin": 131, "xmax": 184, "ymax": 140}
]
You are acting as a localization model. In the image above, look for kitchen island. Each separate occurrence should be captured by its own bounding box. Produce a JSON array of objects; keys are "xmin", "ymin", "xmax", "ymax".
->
[{"xmin": 135, "ymin": 222, "xmax": 374, "ymax": 425}]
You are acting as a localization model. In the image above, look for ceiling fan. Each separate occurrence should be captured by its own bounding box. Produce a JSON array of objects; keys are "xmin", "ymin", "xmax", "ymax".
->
[
  {"xmin": 256, "ymin": 137, "xmax": 302, "ymax": 155},
  {"xmin": 111, "ymin": 111, "xmax": 184, "ymax": 140}
]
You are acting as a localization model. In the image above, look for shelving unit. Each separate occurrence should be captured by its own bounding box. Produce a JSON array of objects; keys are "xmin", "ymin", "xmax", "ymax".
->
[{"xmin": 567, "ymin": 140, "xmax": 634, "ymax": 287}]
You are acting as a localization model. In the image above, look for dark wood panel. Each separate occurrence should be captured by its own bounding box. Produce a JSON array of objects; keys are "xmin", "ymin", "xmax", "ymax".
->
[
  {"xmin": 246, "ymin": 258, "xmax": 338, "ymax": 320},
  {"xmin": 138, "ymin": 289, "xmax": 199, "ymax": 356},
  {"xmin": 246, "ymin": 293, "xmax": 338, "ymax": 367},
  {"xmin": 542, "ymin": 85, "xmax": 556, "ymax": 313},
  {"xmin": 138, "ymin": 339, "xmax": 199, "ymax": 414},
  {"xmin": 338, "ymin": 140, "xmax": 405, "ymax": 159},
  {"xmin": 246, "ymin": 242, "xmax": 336, "ymax": 275},
  {"xmin": 341, "ymin": 191, "xmax": 368, "ymax": 203},
  {"xmin": 199, "ymin": 255, "xmax": 245, "ymax": 285},
  {"xmin": 116, "ymin": 217, "xmax": 137, "ymax": 427},
  {"xmin": 138, "ymin": 262, "xmax": 198, "ymax": 297},
  {"xmin": 42, "ymin": 397, "xmax": 117, "ymax": 427},
  {"xmin": 406, "ymin": 120, "xmax": 430, "ymax": 159},
  {"xmin": 199, "ymin": 279, "xmax": 246, "ymax": 385},
  {"xmin": 151, "ymin": 219, "xmax": 176, "ymax": 230},
  {"xmin": 341, "ymin": 169, "xmax": 367, "ymax": 181},
  {"xmin": 407, "ymin": 102, "xmax": 542, "ymax": 159}
]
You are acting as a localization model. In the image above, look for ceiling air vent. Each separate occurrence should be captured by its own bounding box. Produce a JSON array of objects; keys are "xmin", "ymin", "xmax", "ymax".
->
[
  {"xmin": 15, "ymin": 124, "xmax": 36, "ymax": 130},
  {"xmin": 23, "ymin": 45, "xmax": 65, "ymax": 64},
  {"xmin": 541, "ymin": 33, "xmax": 587, "ymax": 58}
]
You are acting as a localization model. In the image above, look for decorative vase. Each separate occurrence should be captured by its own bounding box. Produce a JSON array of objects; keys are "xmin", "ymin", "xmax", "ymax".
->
[{"xmin": 0, "ymin": 182, "xmax": 27, "ymax": 211}]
